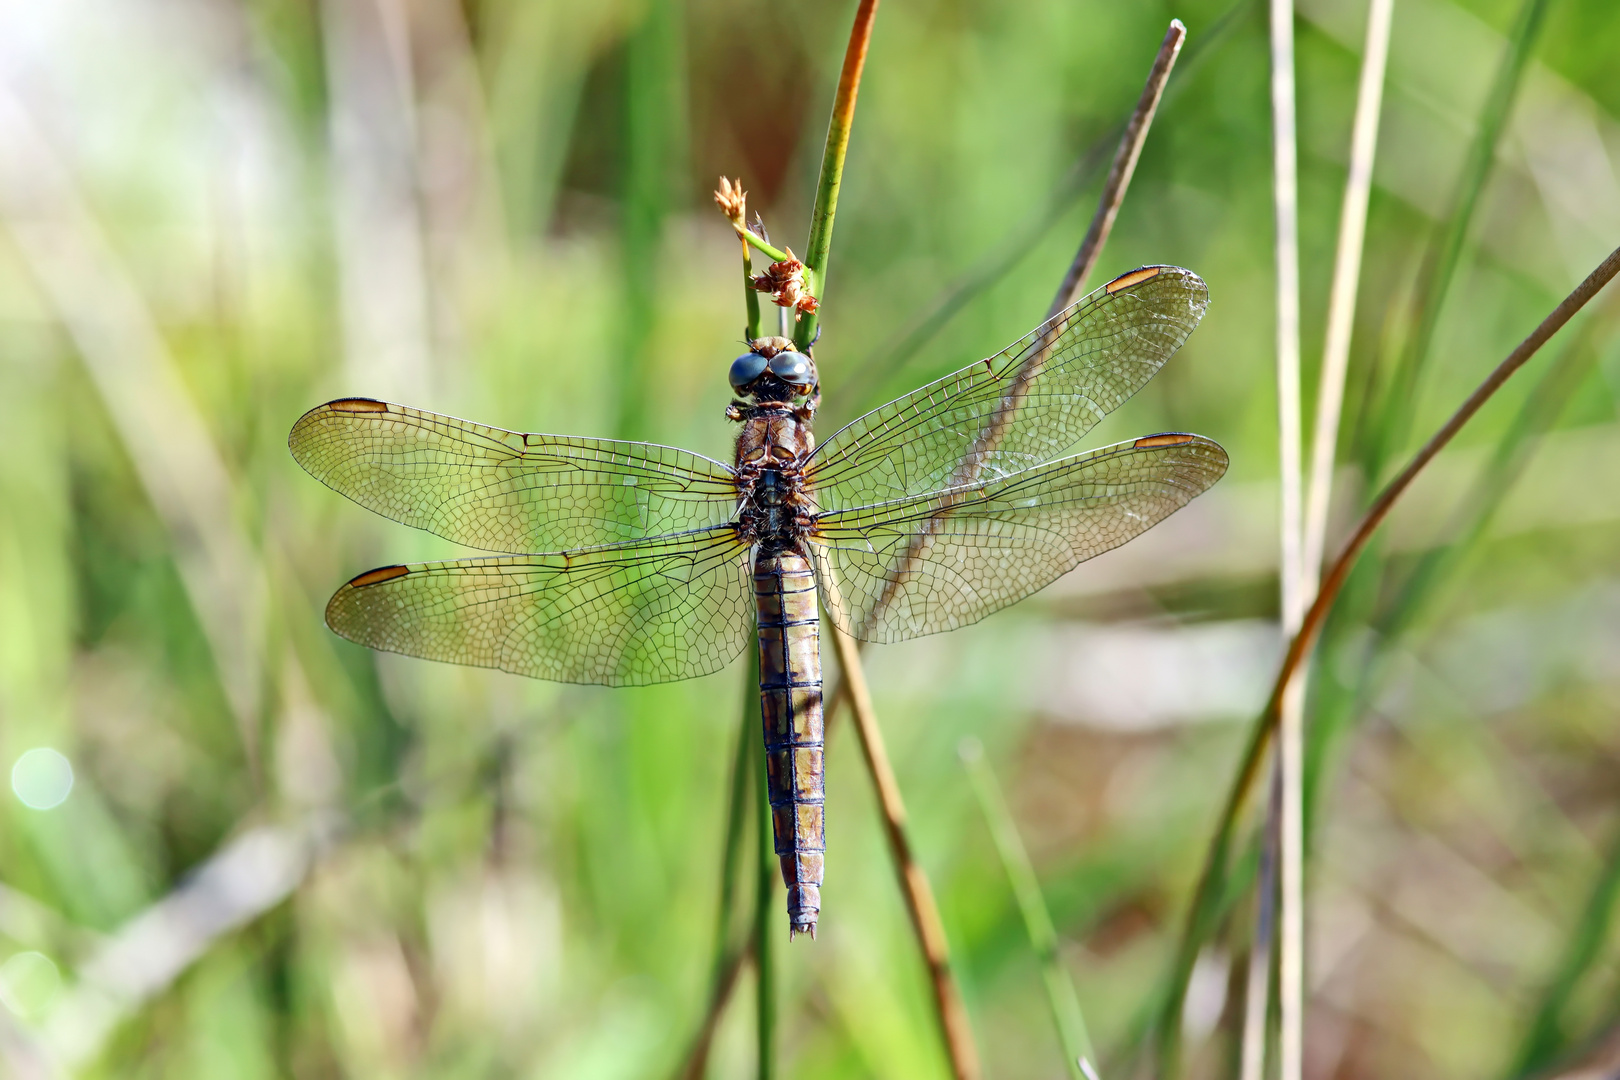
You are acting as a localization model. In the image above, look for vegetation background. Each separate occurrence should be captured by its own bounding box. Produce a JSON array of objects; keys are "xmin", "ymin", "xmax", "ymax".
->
[{"xmin": 1, "ymin": 0, "xmax": 1618, "ymax": 1077}]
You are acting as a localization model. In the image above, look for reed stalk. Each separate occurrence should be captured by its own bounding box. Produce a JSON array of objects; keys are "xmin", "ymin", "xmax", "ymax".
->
[
  {"xmin": 793, "ymin": 0, "xmax": 880, "ymax": 351},
  {"xmin": 1250, "ymin": 0, "xmax": 1306, "ymax": 1073},
  {"xmin": 1378, "ymin": 305, "xmax": 1613, "ymax": 642},
  {"xmin": 1302, "ymin": 0, "xmax": 1394, "ymax": 581},
  {"xmin": 1157, "ymin": 243, "xmax": 1620, "ymax": 1076}
]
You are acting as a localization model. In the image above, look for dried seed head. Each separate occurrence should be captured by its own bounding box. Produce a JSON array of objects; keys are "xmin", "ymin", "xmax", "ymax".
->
[
  {"xmin": 713, "ymin": 176, "xmax": 747, "ymax": 225},
  {"xmin": 750, "ymin": 248, "xmax": 817, "ymax": 318}
]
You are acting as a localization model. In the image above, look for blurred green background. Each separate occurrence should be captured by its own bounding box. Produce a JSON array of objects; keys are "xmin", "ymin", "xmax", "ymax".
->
[{"xmin": 2, "ymin": 0, "xmax": 1619, "ymax": 1076}]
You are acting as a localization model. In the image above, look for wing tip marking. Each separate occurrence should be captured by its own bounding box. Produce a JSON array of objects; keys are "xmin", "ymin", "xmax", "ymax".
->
[
  {"xmin": 329, "ymin": 398, "xmax": 392, "ymax": 414},
  {"xmin": 1105, "ymin": 266, "xmax": 1163, "ymax": 294},
  {"xmin": 348, "ymin": 565, "xmax": 411, "ymax": 588},
  {"xmin": 1133, "ymin": 432, "xmax": 1196, "ymax": 448}
]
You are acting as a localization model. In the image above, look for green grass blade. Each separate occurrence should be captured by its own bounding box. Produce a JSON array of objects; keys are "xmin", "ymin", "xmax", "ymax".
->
[
  {"xmin": 617, "ymin": 0, "xmax": 684, "ymax": 439},
  {"xmin": 1510, "ymin": 821, "xmax": 1620, "ymax": 1077},
  {"xmin": 960, "ymin": 739, "xmax": 1096, "ymax": 1080},
  {"xmin": 1365, "ymin": 0, "xmax": 1553, "ymax": 476},
  {"xmin": 751, "ymin": 647, "xmax": 775, "ymax": 1080}
]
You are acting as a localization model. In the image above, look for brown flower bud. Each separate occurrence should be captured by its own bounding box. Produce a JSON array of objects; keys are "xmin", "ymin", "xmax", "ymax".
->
[
  {"xmin": 713, "ymin": 176, "xmax": 747, "ymax": 225},
  {"xmin": 749, "ymin": 249, "xmax": 816, "ymax": 318}
]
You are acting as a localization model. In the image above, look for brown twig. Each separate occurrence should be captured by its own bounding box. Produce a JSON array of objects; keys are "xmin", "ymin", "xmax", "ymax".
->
[
  {"xmin": 1160, "ymin": 242, "xmax": 1620, "ymax": 1072},
  {"xmin": 828, "ymin": 624, "xmax": 981, "ymax": 1080},
  {"xmin": 1047, "ymin": 19, "xmax": 1186, "ymax": 319}
]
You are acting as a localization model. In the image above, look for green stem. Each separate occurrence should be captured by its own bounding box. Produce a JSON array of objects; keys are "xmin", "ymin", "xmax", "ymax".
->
[
  {"xmin": 616, "ymin": 0, "xmax": 681, "ymax": 438},
  {"xmin": 793, "ymin": 0, "xmax": 880, "ymax": 351},
  {"xmin": 751, "ymin": 648, "xmax": 775, "ymax": 1080},
  {"xmin": 742, "ymin": 239, "xmax": 762, "ymax": 341},
  {"xmin": 715, "ymin": 694, "xmax": 755, "ymax": 983},
  {"xmin": 961, "ymin": 740, "xmax": 1096, "ymax": 1079},
  {"xmin": 737, "ymin": 227, "xmax": 792, "ymax": 266}
]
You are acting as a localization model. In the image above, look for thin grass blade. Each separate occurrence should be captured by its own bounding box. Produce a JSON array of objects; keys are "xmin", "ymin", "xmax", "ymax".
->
[{"xmin": 960, "ymin": 739, "xmax": 1097, "ymax": 1080}]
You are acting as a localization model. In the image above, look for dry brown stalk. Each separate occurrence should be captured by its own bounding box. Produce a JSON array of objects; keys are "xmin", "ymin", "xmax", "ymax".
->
[
  {"xmin": 1048, "ymin": 19, "xmax": 1186, "ymax": 320},
  {"xmin": 828, "ymin": 624, "xmax": 982, "ymax": 1080}
]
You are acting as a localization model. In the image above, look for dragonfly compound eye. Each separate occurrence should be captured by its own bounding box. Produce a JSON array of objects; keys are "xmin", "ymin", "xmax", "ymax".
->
[
  {"xmin": 729, "ymin": 352, "xmax": 769, "ymax": 392},
  {"xmin": 768, "ymin": 350, "xmax": 814, "ymax": 388}
]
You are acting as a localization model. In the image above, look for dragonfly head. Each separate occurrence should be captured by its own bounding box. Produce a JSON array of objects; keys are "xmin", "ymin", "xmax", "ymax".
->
[{"xmin": 731, "ymin": 337, "xmax": 818, "ymax": 401}]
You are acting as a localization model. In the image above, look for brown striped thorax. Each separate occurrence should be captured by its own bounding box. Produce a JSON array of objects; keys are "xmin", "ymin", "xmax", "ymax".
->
[{"xmin": 729, "ymin": 337, "xmax": 820, "ymax": 553}]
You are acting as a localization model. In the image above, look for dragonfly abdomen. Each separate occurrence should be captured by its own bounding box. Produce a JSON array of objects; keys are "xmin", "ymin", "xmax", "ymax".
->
[{"xmin": 754, "ymin": 548, "xmax": 825, "ymax": 939}]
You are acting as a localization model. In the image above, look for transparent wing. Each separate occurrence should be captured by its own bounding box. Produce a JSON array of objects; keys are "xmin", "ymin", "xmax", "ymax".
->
[
  {"xmin": 290, "ymin": 398, "xmax": 739, "ymax": 554},
  {"xmin": 811, "ymin": 434, "xmax": 1228, "ymax": 643},
  {"xmin": 807, "ymin": 266, "xmax": 1208, "ymax": 511},
  {"xmin": 325, "ymin": 526, "xmax": 753, "ymax": 686}
]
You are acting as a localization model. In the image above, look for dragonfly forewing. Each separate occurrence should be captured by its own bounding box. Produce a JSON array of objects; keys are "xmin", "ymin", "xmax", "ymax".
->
[{"xmin": 290, "ymin": 398, "xmax": 740, "ymax": 554}]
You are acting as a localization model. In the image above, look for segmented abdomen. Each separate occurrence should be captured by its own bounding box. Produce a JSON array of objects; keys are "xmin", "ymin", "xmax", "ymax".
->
[{"xmin": 754, "ymin": 548, "xmax": 825, "ymax": 938}]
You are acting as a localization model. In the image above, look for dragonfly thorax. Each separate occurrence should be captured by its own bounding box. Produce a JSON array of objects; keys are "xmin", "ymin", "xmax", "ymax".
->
[{"xmin": 734, "ymin": 404, "xmax": 815, "ymax": 551}]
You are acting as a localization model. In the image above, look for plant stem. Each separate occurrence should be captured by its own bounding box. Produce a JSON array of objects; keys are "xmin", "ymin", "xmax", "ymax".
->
[
  {"xmin": 734, "ymin": 225, "xmax": 792, "ymax": 267},
  {"xmin": 617, "ymin": 0, "xmax": 681, "ymax": 440},
  {"xmin": 960, "ymin": 738, "xmax": 1096, "ymax": 1080},
  {"xmin": 1266, "ymin": 0, "xmax": 1305, "ymax": 1072},
  {"xmin": 752, "ymin": 650, "xmax": 774, "ymax": 1080},
  {"xmin": 1239, "ymin": 769, "xmax": 1282, "ymax": 1080},
  {"xmin": 1047, "ymin": 20, "xmax": 1185, "ymax": 319},
  {"xmin": 1302, "ymin": 0, "xmax": 1394, "ymax": 581},
  {"xmin": 829, "ymin": 624, "xmax": 981, "ymax": 1080},
  {"xmin": 1156, "ymin": 242, "xmax": 1620, "ymax": 1077},
  {"xmin": 793, "ymin": 0, "xmax": 880, "ymax": 351},
  {"xmin": 742, "ymin": 237, "xmax": 762, "ymax": 341}
]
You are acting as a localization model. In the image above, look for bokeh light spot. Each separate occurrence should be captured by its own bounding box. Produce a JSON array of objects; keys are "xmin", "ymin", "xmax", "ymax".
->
[
  {"xmin": 0, "ymin": 952, "xmax": 61, "ymax": 1018},
  {"xmin": 11, "ymin": 748, "xmax": 73, "ymax": 810}
]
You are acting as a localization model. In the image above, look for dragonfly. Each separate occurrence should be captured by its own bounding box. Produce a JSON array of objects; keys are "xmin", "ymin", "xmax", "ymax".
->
[{"xmin": 289, "ymin": 264, "xmax": 1227, "ymax": 939}]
